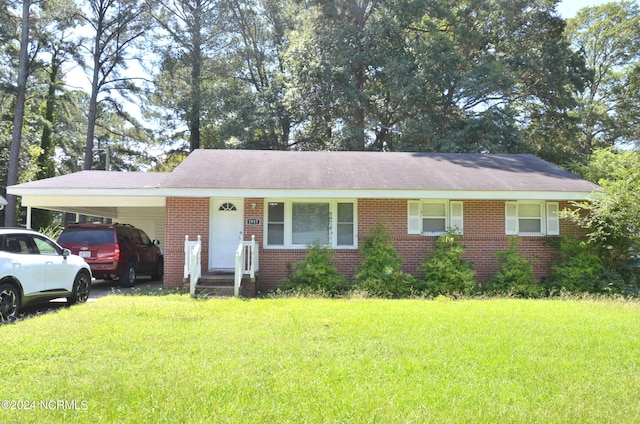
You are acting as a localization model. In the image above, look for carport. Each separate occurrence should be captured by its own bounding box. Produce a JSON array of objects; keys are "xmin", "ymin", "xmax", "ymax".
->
[{"xmin": 7, "ymin": 171, "xmax": 168, "ymax": 247}]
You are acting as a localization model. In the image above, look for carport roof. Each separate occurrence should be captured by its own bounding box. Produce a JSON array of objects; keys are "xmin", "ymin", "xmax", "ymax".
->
[{"xmin": 10, "ymin": 170, "xmax": 169, "ymax": 191}]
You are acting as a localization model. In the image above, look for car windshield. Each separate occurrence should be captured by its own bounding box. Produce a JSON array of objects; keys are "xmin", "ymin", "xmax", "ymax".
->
[{"xmin": 58, "ymin": 228, "xmax": 115, "ymax": 245}]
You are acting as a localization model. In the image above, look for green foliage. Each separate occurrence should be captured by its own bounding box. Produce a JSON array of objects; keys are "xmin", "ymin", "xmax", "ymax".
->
[
  {"xmin": 417, "ymin": 229, "xmax": 476, "ymax": 296},
  {"xmin": 278, "ymin": 241, "xmax": 346, "ymax": 296},
  {"xmin": 566, "ymin": 1, "xmax": 640, "ymax": 154},
  {"xmin": 550, "ymin": 236, "xmax": 639, "ymax": 295},
  {"xmin": 549, "ymin": 236, "xmax": 604, "ymax": 293},
  {"xmin": 565, "ymin": 148, "xmax": 640, "ymax": 271},
  {"xmin": 484, "ymin": 237, "xmax": 542, "ymax": 298},
  {"xmin": 38, "ymin": 223, "xmax": 63, "ymax": 240},
  {"xmin": 353, "ymin": 223, "xmax": 415, "ymax": 298}
]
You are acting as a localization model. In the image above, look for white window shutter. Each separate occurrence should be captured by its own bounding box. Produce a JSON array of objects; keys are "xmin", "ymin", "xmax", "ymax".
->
[
  {"xmin": 546, "ymin": 202, "xmax": 560, "ymax": 235},
  {"xmin": 408, "ymin": 201, "xmax": 421, "ymax": 234},
  {"xmin": 450, "ymin": 201, "xmax": 464, "ymax": 234},
  {"xmin": 505, "ymin": 202, "xmax": 518, "ymax": 235}
]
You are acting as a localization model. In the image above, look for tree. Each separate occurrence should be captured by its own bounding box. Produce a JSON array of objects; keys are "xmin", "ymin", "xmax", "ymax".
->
[
  {"xmin": 286, "ymin": 0, "xmax": 382, "ymax": 150},
  {"xmin": 209, "ymin": 0, "xmax": 293, "ymax": 150},
  {"xmin": 81, "ymin": 0, "xmax": 153, "ymax": 170},
  {"xmin": 285, "ymin": 0, "xmax": 583, "ymax": 153},
  {"xmin": 564, "ymin": 148, "xmax": 640, "ymax": 271},
  {"xmin": 30, "ymin": 0, "xmax": 83, "ymax": 229},
  {"xmin": 148, "ymin": 0, "xmax": 224, "ymax": 152},
  {"xmin": 565, "ymin": 1, "xmax": 640, "ymax": 156},
  {"xmin": 4, "ymin": 0, "xmax": 31, "ymax": 227}
]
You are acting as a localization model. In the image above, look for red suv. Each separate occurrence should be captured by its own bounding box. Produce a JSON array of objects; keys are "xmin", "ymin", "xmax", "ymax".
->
[{"xmin": 58, "ymin": 223, "xmax": 163, "ymax": 287}]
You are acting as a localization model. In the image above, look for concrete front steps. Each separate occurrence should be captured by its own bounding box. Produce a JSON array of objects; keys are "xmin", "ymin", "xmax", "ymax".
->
[{"xmin": 194, "ymin": 271, "xmax": 257, "ymax": 297}]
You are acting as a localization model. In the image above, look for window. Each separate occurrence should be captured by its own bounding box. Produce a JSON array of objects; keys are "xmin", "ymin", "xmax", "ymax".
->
[
  {"xmin": 2, "ymin": 235, "xmax": 31, "ymax": 254},
  {"xmin": 408, "ymin": 200, "xmax": 463, "ymax": 235},
  {"xmin": 265, "ymin": 200, "xmax": 357, "ymax": 248},
  {"xmin": 505, "ymin": 201, "xmax": 559, "ymax": 236},
  {"xmin": 267, "ymin": 202, "xmax": 285, "ymax": 245},
  {"xmin": 219, "ymin": 202, "xmax": 237, "ymax": 211},
  {"xmin": 32, "ymin": 235, "xmax": 61, "ymax": 255},
  {"xmin": 337, "ymin": 203, "xmax": 354, "ymax": 246},
  {"xmin": 293, "ymin": 203, "xmax": 330, "ymax": 245}
]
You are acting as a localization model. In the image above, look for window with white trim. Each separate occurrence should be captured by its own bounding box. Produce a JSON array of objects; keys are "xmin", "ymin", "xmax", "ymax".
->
[
  {"xmin": 265, "ymin": 200, "xmax": 357, "ymax": 248},
  {"xmin": 505, "ymin": 201, "xmax": 559, "ymax": 236},
  {"xmin": 408, "ymin": 200, "xmax": 463, "ymax": 235}
]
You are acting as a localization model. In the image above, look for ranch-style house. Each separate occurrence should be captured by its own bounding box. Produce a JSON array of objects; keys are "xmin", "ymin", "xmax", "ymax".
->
[{"xmin": 8, "ymin": 149, "xmax": 600, "ymax": 295}]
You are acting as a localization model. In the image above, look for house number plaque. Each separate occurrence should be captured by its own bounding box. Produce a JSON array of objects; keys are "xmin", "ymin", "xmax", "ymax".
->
[{"xmin": 246, "ymin": 218, "xmax": 260, "ymax": 225}]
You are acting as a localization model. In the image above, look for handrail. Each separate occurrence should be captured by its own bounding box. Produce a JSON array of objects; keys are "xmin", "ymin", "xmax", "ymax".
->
[
  {"xmin": 234, "ymin": 242, "xmax": 243, "ymax": 297},
  {"xmin": 185, "ymin": 235, "xmax": 202, "ymax": 297}
]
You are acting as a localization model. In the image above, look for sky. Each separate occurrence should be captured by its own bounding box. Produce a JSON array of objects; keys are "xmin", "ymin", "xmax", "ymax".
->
[{"xmin": 557, "ymin": 0, "xmax": 619, "ymax": 18}]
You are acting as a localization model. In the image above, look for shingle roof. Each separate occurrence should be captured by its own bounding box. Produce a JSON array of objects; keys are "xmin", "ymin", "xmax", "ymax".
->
[
  {"xmin": 165, "ymin": 150, "xmax": 600, "ymax": 193},
  {"xmin": 11, "ymin": 171, "xmax": 169, "ymax": 189},
  {"xmin": 8, "ymin": 150, "xmax": 600, "ymax": 197}
]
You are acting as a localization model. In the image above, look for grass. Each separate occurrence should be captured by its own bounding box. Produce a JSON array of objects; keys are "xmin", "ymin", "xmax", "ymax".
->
[{"xmin": 1, "ymin": 295, "xmax": 639, "ymax": 423}]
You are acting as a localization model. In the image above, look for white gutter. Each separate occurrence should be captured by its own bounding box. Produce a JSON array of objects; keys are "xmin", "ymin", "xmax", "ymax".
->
[{"xmin": 154, "ymin": 188, "xmax": 596, "ymax": 201}]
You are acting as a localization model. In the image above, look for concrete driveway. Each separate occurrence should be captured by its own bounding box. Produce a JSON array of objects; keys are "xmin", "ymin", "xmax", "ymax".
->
[{"xmin": 88, "ymin": 277, "xmax": 166, "ymax": 300}]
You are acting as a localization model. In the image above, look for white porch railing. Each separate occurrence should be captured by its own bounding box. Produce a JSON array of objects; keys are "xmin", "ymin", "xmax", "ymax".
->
[
  {"xmin": 185, "ymin": 235, "xmax": 202, "ymax": 297},
  {"xmin": 234, "ymin": 235, "xmax": 259, "ymax": 297}
]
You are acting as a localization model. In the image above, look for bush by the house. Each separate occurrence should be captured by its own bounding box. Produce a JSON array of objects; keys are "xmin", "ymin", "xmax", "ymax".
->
[
  {"xmin": 549, "ymin": 236, "xmax": 638, "ymax": 295},
  {"xmin": 416, "ymin": 229, "xmax": 477, "ymax": 297},
  {"xmin": 353, "ymin": 223, "xmax": 415, "ymax": 298},
  {"xmin": 484, "ymin": 237, "xmax": 542, "ymax": 298},
  {"xmin": 277, "ymin": 241, "xmax": 346, "ymax": 296},
  {"xmin": 548, "ymin": 236, "xmax": 605, "ymax": 293}
]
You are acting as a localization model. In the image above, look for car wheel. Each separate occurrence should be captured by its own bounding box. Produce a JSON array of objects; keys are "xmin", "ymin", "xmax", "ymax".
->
[
  {"xmin": 0, "ymin": 283, "xmax": 20, "ymax": 323},
  {"xmin": 68, "ymin": 270, "xmax": 91, "ymax": 305},
  {"xmin": 151, "ymin": 258, "xmax": 164, "ymax": 281},
  {"xmin": 120, "ymin": 262, "xmax": 137, "ymax": 288}
]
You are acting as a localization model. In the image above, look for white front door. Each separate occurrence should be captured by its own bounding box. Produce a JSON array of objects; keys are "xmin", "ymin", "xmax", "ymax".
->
[{"xmin": 209, "ymin": 199, "xmax": 244, "ymax": 270}]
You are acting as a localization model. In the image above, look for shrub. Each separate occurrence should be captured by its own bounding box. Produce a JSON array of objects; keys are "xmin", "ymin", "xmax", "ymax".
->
[
  {"xmin": 549, "ymin": 236, "xmax": 605, "ymax": 293},
  {"xmin": 277, "ymin": 241, "xmax": 346, "ymax": 296},
  {"xmin": 416, "ymin": 229, "xmax": 476, "ymax": 296},
  {"xmin": 353, "ymin": 223, "xmax": 415, "ymax": 297},
  {"xmin": 549, "ymin": 236, "xmax": 638, "ymax": 295},
  {"xmin": 38, "ymin": 223, "xmax": 63, "ymax": 240},
  {"xmin": 484, "ymin": 237, "xmax": 542, "ymax": 298}
]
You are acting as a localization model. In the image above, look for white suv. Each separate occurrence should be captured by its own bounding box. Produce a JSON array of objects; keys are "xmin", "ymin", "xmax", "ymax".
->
[{"xmin": 0, "ymin": 228, "xmax": 92, "ymax": 322}]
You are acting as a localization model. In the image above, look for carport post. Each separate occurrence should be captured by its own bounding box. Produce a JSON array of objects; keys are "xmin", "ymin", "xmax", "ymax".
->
[{"xmin": 26, "ymin": 206, "xmax": 32, "ymax": 229}]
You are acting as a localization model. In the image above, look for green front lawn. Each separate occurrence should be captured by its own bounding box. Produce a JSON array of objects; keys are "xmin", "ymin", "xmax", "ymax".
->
[{"xmin": 1, "ymin": 295, "xmax": 639, "ymax": 423}]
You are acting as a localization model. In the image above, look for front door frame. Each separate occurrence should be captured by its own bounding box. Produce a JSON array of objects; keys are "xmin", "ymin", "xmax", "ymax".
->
[{"xmin": 209, "ymin": 198, "xmax": 244, "ymax": 270}]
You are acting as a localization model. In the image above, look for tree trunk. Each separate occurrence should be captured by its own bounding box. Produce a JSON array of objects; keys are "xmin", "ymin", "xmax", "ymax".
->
[
  {"xmin": 189, "ymin": 10, "xmax": 202, "ymax": 151},
  {"xmin": 84, "ymin": 24, "xmax": 103, "ymax": 170},
  {"xmin": 4, "ymin": 0, "xmax": 31, "ymax": 227}
]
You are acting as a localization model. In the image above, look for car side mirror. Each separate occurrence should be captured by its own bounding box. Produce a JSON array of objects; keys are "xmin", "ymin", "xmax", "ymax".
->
[
  {"xmin": 153, "ymin": 240, "xmax": 160, "ymax": 246},
  {"xmin": 62, "ymin": 248, "xmax": 71, "ymax": 259}
]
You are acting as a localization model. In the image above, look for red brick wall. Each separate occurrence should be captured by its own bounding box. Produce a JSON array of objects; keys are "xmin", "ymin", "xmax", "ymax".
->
[
  {"xmin": 163, "ymin": 197, "xmax": 581, "ymax": 293},
  {"xmin": 164, "ymin": 197, "xmax": 210, "ymax": 288}
]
